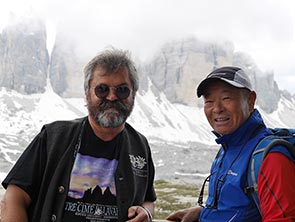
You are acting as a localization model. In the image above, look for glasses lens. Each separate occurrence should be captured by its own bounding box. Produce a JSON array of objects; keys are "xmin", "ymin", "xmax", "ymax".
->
[
  {"xmin": 94, "ymin": 85, "xmax": 109, "ymax": 98},
  {"xmin": 115, "ymin": 86, "xmax": 130, "ymax": 99},
  {"xmin": 94, "ymin": 85, "xmax": 131, "ymax": 100}
]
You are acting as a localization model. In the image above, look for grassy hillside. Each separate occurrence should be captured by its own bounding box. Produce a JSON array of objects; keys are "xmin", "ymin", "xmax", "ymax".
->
[{"xmin": 154, "ymin": 180, "xmax": 201, "ymax": 219}]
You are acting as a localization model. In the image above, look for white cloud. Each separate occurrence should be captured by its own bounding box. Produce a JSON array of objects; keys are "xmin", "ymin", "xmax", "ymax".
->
[{"xmin": 0, "ymin": 0, "xmax": 294, "ymax": 92}]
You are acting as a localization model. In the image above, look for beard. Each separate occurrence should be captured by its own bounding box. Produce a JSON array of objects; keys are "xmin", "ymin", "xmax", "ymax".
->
[{"xmin": 87, "ymin": 98, "xmax": 134, "ymax": 128}]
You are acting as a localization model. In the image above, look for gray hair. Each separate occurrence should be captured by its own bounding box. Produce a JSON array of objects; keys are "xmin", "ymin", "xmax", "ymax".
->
[{"xmin": 84, "ymin": 48, "xmax": 139, "ymax": 94}]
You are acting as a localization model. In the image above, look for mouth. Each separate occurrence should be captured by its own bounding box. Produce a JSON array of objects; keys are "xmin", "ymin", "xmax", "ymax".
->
[
  {"xmin": 103, "ymin": 108, "xmax": 120, "ymax": 114},
  {"xmin": 214, "ymin": 117, "xmax": 230, "ymax": 123}
]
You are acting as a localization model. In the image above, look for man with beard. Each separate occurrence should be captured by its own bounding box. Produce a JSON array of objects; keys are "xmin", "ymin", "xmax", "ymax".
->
[{"xmin": 1, "ymin": 48, "xmax": 156, "ymax": 222}]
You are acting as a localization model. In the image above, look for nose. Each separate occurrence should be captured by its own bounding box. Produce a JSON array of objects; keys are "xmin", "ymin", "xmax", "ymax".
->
[
  {"xmin": 106, "ymin": 87, "xmax": 118, "ymax": 101},
  {"xmin": 212, "ymin": 100, "xmax": 224, "ymax": 113}
]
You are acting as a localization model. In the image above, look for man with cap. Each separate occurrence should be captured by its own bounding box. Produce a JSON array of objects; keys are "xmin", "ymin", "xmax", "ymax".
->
[{"xmin": 166, "ymin": 66, "xmax": 295, "ymax": 222}]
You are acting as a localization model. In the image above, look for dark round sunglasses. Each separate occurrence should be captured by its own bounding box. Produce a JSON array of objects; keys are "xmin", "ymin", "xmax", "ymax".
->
[{"xmin": 94, "ymin": 84, "xmax": 131, "ymax": 100}]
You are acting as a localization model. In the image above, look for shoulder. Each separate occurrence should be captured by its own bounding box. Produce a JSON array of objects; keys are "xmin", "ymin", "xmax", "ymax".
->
[
  {"xmin": 44, "ymin": 116, "xmax": 86, "ymax": 127},
  {"xmin": 261, "ymin": 152, "xmax": 295, "ymax": 173},
  {"xmin": 258, "ymin": 152, "xmax": 295, "ymax": 219},
  {"xmin": 123, "ymin": 122, "xmax": 150, "ymax": 149},
  {"xmin": 40, "ymin": 117, "xmax": 87, "ymax": 142},
  {"xmin": 259, "ymin": 152, "xmax": 295, "ymax": 186},
  {"xmin": 43, "ymin": 117, "xmax": 86, "ymax": 132},
  {"xmin": 125, "ymin": 122, "xmax": 148, "ymax": 140}
]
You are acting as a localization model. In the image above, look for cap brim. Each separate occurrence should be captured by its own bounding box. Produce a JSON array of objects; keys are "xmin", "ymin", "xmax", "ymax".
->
[{"xmin": 196, "ymin": 77, "xmax": 247, "ymax": 97}]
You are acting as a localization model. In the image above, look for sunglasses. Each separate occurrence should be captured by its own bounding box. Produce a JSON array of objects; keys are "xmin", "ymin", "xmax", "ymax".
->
[{"xmin": 94, "ymin": 84, "xmax": 131, "ymax": 100}]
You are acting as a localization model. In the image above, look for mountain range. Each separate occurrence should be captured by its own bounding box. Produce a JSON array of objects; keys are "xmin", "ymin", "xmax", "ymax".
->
[{"xmin": 1, "ymin": 16, "xmax": 295, "ymax": 197}]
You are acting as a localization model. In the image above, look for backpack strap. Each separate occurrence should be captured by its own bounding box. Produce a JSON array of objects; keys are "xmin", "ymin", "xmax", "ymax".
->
[
  {"xmin": 262, "ymin": 138, "xmax": 295, "ymax": 160},
  {"xmin": 245, "ymin": 128, "xmax": 295, "ymax": 215}
]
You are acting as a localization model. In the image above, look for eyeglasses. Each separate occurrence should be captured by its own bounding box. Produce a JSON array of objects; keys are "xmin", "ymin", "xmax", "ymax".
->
[
  {"xmin": 198, "ymin": 172, "xmax": 222, "ymax": 209},
  {"xmin": 198, "ymin": 174, "xmax": 211, "ymax": 208},
  {"xmin": 94, "ymin": 84, "xmax": 131, "ymax": 100}
]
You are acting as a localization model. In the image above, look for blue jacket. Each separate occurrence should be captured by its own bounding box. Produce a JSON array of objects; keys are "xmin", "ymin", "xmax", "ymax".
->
[{"xmin": 200, "ymin": 109, "xmax": 271, "ymax": 222}]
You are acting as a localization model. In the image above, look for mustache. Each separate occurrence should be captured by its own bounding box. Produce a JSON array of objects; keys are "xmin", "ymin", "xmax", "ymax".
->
[{"xmin": 98, "ymin": 99, "xmax": 128, "ymax": 111}]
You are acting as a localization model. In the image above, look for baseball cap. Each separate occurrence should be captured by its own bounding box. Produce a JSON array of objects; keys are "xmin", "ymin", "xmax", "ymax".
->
[{"xmin": 196, "ymin": 66, "xmax": 253, "ymax": 97}]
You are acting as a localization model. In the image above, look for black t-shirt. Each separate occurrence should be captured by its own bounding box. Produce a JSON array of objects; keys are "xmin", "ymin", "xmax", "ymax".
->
[{"xmin": 62, "ymin": 120, "xmax": 121, "ymax": 222}]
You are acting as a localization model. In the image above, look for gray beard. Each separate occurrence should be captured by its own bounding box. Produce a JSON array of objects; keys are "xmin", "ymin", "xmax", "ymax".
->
[
  {"xmin": 96, "ymin": 109, "xmax": 127, "ymax": 128},
  {"xmin": 88, "ymin": 99, "xmax": 134, "ymax": 128}
]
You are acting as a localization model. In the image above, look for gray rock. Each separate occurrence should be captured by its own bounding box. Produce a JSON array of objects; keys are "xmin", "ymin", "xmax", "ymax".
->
[
  {"xmin": 0, "ymin": 17, "xmax": 49, "ymax": 94},
  {"xmin": 143, "ymin": 37, "xmax": 284, "ymax": 113},
  {"xmin": 0, "ymin": 17, "xmax": 292, "ymax": 113},
  {"xmin": 49, "ymin": 33, "xmax": 85, "ymax": 98}
]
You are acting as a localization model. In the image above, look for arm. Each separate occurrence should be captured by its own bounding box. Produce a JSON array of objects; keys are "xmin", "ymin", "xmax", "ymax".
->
[
  {"xmin": 142, "ymin": 201, "xmax": 154, "ymax": 219},
  {"xmin": 258, "ymin": 152, "xmax": 295, "ymax": 222},
  {"xmin": 165, "ymin": 206, "xmax": 202, "ymax": 222},
  {"xmin": 1, "ymin": 184, "xmax": 31, "ymax": 222},
  {"xmin": 127, "ymin": 201, "xmax": 155, "ymax": 222}
]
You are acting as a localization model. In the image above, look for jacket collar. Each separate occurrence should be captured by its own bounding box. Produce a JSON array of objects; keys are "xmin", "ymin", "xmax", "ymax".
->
[{"xmin": 214, "ymin": 109, "xmax": 265, "ymax": 147}]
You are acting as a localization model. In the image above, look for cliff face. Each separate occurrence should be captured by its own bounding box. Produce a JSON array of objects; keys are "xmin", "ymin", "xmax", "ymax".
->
[
  {"xmin": 142, "ymin": 38, "xmax": 235, "ymax": 106},
  {"xmin": 0, "ymin": 17, "xmax": 291, "ymax": 113},
  {"xmin": 49, "ymin": 33, "xmax": 85, "ymax": 98},
  {"xmin": 143, "ymin": 38, "xmax": 282, "ymax": 112},
  {"xmin": 0, "ymin": 17, "xmax": 49, "ymax": 94}
]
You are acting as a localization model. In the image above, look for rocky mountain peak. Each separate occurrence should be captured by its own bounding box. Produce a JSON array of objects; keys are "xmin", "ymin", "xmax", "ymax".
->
[
  {"xmin": 143, "ymin": 37, "xmax": 284, "ymax": 112},
  {"xmin": 0, "ymin": 17, "xmax": 293, "ymax": 113},
  {"xmin": 142, "ymin": 37, "xmax": 236, "ymax": 106},
  {"xmin": 0, "ymin": 16, "xmax": 49, "ymax": 94},
  {"xmin": 49, "ymin": 33, "xmax": 85, "ymax": 98}
]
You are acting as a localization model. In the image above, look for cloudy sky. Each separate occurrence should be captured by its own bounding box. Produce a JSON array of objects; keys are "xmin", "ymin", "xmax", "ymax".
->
[{"xmin": 0, "ymin": 0, "xmax": 294, "ymax": 93}]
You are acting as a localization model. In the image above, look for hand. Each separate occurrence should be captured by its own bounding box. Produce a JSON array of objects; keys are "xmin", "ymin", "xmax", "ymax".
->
[
  {"xmin": 166, "ymin": 206, "xmax": 202, "ymax": 222},
  {"xmin": 127, "ymin": 206, "xmax": 151, "ymax": 222}
]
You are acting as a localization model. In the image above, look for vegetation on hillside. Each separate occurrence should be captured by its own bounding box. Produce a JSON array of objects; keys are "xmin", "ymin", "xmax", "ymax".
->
[{"xmin": 154, "ymin": 180, "xmax": 201, "ymax": 219}]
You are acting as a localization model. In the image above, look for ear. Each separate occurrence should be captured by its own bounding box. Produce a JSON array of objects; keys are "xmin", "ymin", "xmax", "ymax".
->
[
  {"xmin": 85, "ymin": 91, "xmax": 90, "ymax": 102},
  {"xmin": 132, "ymin": 90, "xmax": 136, "ymax": 99},
  {"xmin": 248, "ymin": 91, "xmax": 256, "ymax": 111}
]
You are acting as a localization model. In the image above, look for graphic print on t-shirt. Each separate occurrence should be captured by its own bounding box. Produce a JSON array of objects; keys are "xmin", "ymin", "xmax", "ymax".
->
[{"xmin": 63, "ymin": 153, "xmax": 119, "ymax": 221}]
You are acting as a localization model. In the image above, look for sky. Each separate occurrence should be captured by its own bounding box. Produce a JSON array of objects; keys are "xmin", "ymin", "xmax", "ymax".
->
[{"xmin": 0, "ymin": 0, "xmax": 294, "ymax": 93}]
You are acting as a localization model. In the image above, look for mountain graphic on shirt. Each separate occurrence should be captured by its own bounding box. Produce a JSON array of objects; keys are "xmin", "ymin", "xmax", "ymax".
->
[
  {"xmin": 67, "ymin": 154, "xmax": 118, "ymax": 201},
  {"xmin": 67, "ymin": 184, "xmax": 116, "ymax": 205}
]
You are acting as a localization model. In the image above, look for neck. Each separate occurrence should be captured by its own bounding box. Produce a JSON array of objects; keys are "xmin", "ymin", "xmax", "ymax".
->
[{"xmin": 88, "ymin": 116, "xmax": 125, "ymax": 141}]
